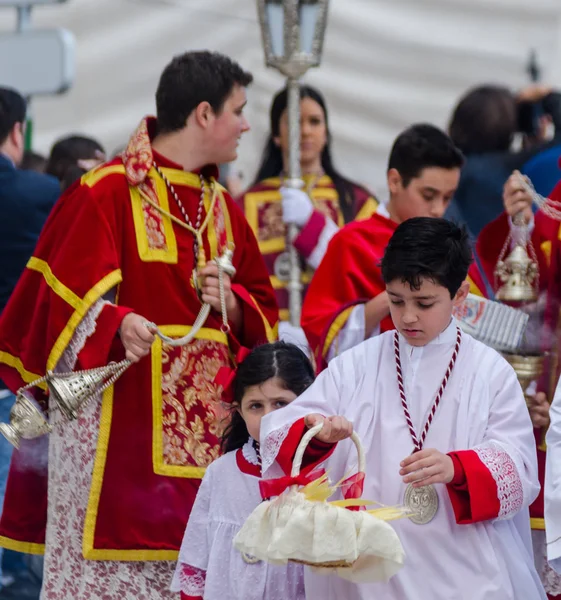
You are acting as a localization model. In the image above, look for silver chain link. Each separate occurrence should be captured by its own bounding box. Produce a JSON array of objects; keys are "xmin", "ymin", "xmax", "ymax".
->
[
  {"xmin": 217, "ymin": 262, "xmax": 230, "ymax": 333},
  {"xmin": 152, "ymin": 161, "xmax": 231, "ymax": 330},
  {"xmin": 153, "ymin": 161, "xmax": 207, "ymax": 258},
  {"xmin": 517, "ymin": 172, "xmax": 561, "ymax": 221}
]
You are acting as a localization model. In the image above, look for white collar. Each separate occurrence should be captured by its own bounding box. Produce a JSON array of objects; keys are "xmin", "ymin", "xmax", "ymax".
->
[
  {"xmin": 376, "ymin": 202, "xmax": 391, "ymax": 219},
  {"xmin": 241, "ymin": 438, "xmax": 260, "ymax": 466},
  {"xmin": 399, "ymin": 317, "xmax": 458, "ymax": 350}
]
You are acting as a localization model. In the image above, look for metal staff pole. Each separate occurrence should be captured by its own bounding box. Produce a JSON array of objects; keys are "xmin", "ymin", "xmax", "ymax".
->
[{"xmin": 257, "ymin": 0, "xmax": 329, "ymax": 326}]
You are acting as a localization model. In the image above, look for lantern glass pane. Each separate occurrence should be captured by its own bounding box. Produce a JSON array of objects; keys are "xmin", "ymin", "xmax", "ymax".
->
[
  {"xmin": 266, "ymin": 3, "xmax": 285, "ymax": 57},
  {"xmin": 299, "ymin": 3, "xmax": 318, "ymax": 54}
]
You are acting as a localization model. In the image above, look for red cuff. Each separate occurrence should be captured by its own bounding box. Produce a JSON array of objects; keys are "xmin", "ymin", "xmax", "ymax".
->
[
  {"xmin": 446, "ymin": 450, "xmax": 500, "ymax": 524},
  {"xmin": 178, "ymin": 563, "xmax": 205, "ymax": 600},
  {"xmin": 275, "ymin": 417, "xmax": 336, "ymax": 475},
  {"xmin": 448, "ymin": 452, "xmax": 467, "ymax": 487},
  {"xmin": 293, "ymin": 210, "xmax": 326, "ymax": 258},
  {"xmin": 76, "ymin": 303, "xmax": 133, "ymax": 370}
]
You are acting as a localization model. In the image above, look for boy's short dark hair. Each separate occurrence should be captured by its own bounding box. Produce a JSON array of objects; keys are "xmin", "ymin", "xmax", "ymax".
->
[
  {"xmin": 156, "ymin": 50, "xmax": 253, "ymax": 134},
  {"xmin": 387, "ymin": 124, "xmax": 464, "ymax": 187},
  {"xmin": 0, "ymin": 87, "xmax": 26, "ymax": 146},
  {"xmin": 381, "ymin": 217, "xmax": 473, "ymax": 298}
]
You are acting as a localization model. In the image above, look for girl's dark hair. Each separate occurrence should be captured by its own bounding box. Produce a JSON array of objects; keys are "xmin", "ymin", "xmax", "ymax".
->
[
  {"xmin": 221, "ymin": 341, "xmax": 315, "ymax": 453},
  {"xmin": 253, "ymin": 85, "xmax": 366, "ymax": 224}
]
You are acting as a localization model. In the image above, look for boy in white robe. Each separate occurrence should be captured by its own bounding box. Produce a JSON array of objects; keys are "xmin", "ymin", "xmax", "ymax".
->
[{"xmin": 259, "ymin": 217, "xmax": 545, "ymax": 600}]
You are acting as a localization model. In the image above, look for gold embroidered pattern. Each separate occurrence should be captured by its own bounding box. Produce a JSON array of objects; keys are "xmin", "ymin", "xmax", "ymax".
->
[
  {"xmin": 212, "ymin": 192, "xmax": 227, "ymax": 251},
  {"xmin": 260, "ymin": 203, "xmax": 285, "ymax": 242},
  {"xmin": 161, "ymin": 339, "xmax": 230, "ymax": 469},
  {"xmin": 122, "ymin": 118, "xmax": 153, "ymax": 186},
  {"xmin": 255, "ymin": 193, "xmax": 340, "ymax": 245},
  {"xmin": 141, "ymin": 188, "xmax": 167, "ymax": 250},
  {"xmin": 122, "ymin": 118, "xmax": 177, "ymax": 259}
]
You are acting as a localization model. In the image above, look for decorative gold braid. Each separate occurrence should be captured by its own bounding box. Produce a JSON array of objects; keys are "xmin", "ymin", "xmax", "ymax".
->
[{"xmin": 137, "ymin": 182, "xmax": 219, "ymax": 248}]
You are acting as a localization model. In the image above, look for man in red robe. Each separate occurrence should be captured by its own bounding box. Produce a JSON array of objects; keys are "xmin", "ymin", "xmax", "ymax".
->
[
  {"xmin": 0, "ymin": 51, "xmax": 278, "ymax": 599},
  {"xmin": 301, "ymin": 124, "xmax": 488, "ymax": 369},
  {"xmin": 478, "ymin": 170, "xmax": 561, "ymax": 599}
]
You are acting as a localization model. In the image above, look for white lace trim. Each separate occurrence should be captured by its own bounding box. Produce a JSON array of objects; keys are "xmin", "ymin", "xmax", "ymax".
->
[
  {"xmin": 242, "ymin": 438, "xmax": 260, "ymax": 466},
  {"xmin": 261, "ymin": 422, "xmax": 291, "ymax": 474},
  {"xmin": 55, "ymin": 299, "xmax": 109, "ymax": 373},
  {"xmin": 179, "ymin": 563, "xmax": 206, "ymax": 595},
  {"xmin": 42, "ymin": 376, "xmax": 177, "ymax": 599},
  {"xmin": 533, "ymin": 529, "xmax": 561, "ymax": 594},
  {"xmin": 474, "ymin": 443, "xmax": 523, "ymax": 520}
]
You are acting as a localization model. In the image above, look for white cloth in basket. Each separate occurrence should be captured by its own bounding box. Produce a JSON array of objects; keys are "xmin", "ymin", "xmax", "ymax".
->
[
  {"xmin": 234, "ymin": 485, "xmax": 404, "ymax": 582},
  {"xmin": 233, "ymin": 424, "xmax": 405, "ymax": 583}
]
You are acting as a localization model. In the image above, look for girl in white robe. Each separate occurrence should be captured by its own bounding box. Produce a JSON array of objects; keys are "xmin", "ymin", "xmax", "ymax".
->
[
  {"xmin": 260, "ymin": 217, "xmax": 546, "ymax": 600},
  {"xmin": 171, "ymin": 342, "xmax": 320, "ymax": 600}
]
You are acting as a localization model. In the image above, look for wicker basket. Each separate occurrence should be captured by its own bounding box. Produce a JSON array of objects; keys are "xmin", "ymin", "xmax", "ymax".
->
[
  {"xmin": 288, "ymin": 423, "xmax": 365, "ymax": 568},
  {"xmin": 234, "ymin": 422, "xmax": 406, "ymax": 582}
]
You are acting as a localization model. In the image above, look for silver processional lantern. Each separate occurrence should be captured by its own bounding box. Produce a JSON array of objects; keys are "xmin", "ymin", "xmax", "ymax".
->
[{"xmin": 257, "ymin": 0, "xmax": 329, "ymax": 327}]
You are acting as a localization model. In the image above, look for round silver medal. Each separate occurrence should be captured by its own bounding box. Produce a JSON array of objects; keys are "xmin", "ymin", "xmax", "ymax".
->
[{"xmin": 404, "ymin": 483, "xmax": 439, "ymax": 525}]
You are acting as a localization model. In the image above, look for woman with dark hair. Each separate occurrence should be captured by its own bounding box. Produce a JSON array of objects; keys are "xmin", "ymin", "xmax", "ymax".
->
[
  {"xmin": 171, "ymin": 341, "xmax": 314, "ymax": 600},
  {"xmin": 46, "ymin": 134, "xmax": 106, "ymax": 190},
  {"xmin": 238, "ymin": 86, "xmax": 378, "ymax": 345}
]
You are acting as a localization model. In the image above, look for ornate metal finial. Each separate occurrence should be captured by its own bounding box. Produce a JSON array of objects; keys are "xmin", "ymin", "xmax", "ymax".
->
[{"xmin": 495, "ymin": 244, "xmax": 539, "ymax": 303}]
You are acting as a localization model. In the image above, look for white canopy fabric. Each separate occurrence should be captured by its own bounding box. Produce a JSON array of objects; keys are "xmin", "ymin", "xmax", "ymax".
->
[{"xmin": 2, "ymin": 0, "xmax": 561, "ymax": 194}]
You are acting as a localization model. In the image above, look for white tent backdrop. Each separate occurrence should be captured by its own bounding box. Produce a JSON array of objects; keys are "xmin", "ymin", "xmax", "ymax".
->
[{"xmin": 1, "ymin": 0, "xmax": 561, "ymax": 195}]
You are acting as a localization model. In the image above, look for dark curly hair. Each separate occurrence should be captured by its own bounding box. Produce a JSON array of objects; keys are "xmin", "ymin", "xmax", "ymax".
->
[{"xmin": 156, "ymin": 50, "xmax": 253, "ymax": 134}]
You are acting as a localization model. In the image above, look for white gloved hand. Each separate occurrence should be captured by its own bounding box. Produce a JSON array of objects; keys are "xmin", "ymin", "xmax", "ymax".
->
[{"xmin": 280, "ymin": 186, "xmax": 314, "ymax": 226}]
